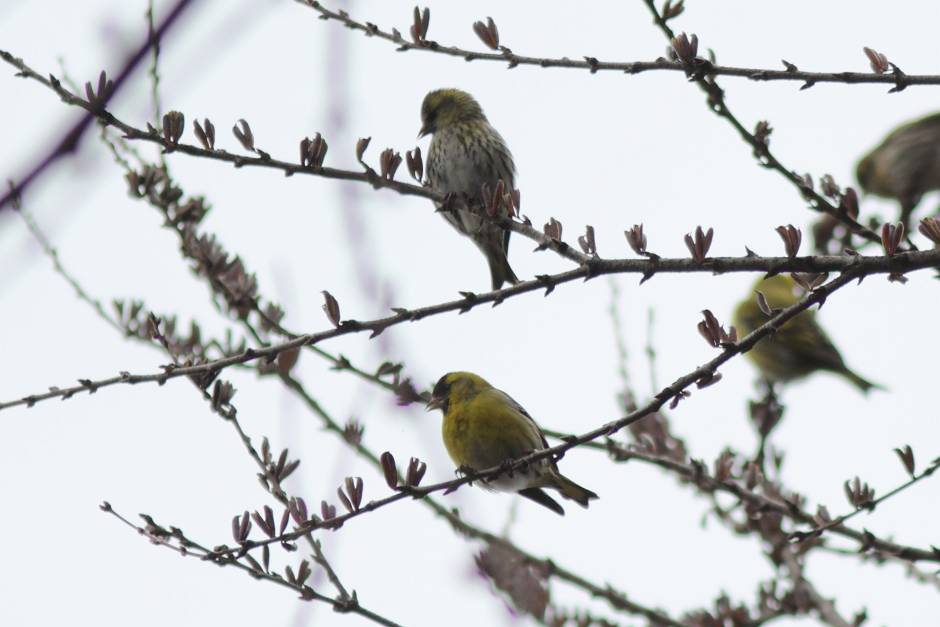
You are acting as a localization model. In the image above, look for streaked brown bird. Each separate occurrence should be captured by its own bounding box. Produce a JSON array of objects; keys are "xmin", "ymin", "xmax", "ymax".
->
[
  {"xmin": 420, "ymin": 89, "xmax": 519, "ymax": 290},
  {"xmin": 857, "ymin": 111, "xmax": 940, "ymax": 227}
]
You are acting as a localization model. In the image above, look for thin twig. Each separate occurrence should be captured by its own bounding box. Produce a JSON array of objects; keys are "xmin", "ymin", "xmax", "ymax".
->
[
  {"xmin": 101, "ymin": 503, "xmax": 400, "ymax": 626},
  {"xmin": 781, "ymin": 548, "xmax": 853, "ymax": 627},
  {"xmin": 146, "ymin": 0, "xmax": 167, "ymax": 172},
  {"xmin": 13, "ymin": 199, "xmax": 122, "ymax": 333}
]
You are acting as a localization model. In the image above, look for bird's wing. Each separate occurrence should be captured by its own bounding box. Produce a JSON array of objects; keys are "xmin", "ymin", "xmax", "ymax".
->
[
  {"xmin": 776, "ymin": 311, "xmax": 847, "ymax": 372},
  {"xmin": 489, "ymin": 389, "xmax": 551, "ymax": 453}
]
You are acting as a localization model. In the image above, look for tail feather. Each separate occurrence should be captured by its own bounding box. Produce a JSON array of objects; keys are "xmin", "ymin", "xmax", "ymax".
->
[
  {"xmin": 488, "ymin": 253, "xmax": 519, "ymax": 291},
  {"xmin": 840, "ymin": 368, "xmax": 882, "ymax": 394},
  {"xmin": 553, "ymin": 474, "xmax": 599, "ymax": 508},
  {"xmin": 518, "ymin": 488, "xmax": 565, "ymax": 516}
]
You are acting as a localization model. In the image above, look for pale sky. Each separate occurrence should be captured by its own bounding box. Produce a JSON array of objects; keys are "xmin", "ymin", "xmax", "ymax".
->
[{"xmin": 1, "ymin": 1, "xmax": 938, "ymax": 625}]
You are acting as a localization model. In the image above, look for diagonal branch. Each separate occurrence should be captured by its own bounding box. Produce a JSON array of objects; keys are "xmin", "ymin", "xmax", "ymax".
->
[
  {"xmin": 640, "ymin": 0, "xmax": 885, "ymax": 249},
  {"xmin": 0, "ymin": 0, "xmax": 197, "ymax": 214},
  {"xmin": 101, "ymin": 503, "xmax": 402, "ymax": 626},
  {"xmin": 194, "ymin": 272, "xmax": 877, "ymax": 556}
]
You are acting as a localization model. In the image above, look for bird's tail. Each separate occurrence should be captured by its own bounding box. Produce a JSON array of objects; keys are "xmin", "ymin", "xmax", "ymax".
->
[
  {"xmin": 841, "ymin": 368, "xmax": 882, "ymax": 394},
  {"xmin": 552, "ymin": 473, "xmax": 598, "ymax": 508},
  {"xmin": 488, "ymin": 254, "xmax": 519, "ymax": 291},
  {"xmin": 518, "ymin": 488, "xmax": 565, "ymax": 516}
]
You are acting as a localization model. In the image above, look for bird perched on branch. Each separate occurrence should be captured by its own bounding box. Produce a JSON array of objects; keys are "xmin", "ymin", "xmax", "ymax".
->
[
  {"xmin": 733, "ymin": 275, "xmax": 878, "ymax": 393},
  {"xmin": 857, "ymin": 111, "xmax": 940, "ymax": 227},
  {"xmin": 419, "ymin": 89, "xmax": 520, "ymax": 290},
  {"xmin": 426, "ymin": 371, "xmax": 597, "ymax": 515}
]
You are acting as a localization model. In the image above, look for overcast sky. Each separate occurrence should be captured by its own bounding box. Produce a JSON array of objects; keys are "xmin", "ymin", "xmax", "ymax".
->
[{"xmin": 2, "ymin": 1, "xmax": 938, "ymax": 625}]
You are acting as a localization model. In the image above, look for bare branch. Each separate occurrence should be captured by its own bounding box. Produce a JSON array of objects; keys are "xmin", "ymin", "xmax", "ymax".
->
[{"xmin": 298, "ymin": 1, "xmax": 926, "ymax": 90}]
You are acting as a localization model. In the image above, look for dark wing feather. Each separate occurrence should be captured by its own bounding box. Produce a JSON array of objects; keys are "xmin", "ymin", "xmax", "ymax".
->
[{"xmin": 518, "ymin": 488, "xmax": 564, "ymax": 515}]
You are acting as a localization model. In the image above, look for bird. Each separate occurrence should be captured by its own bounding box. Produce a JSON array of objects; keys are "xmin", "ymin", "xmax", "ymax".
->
[
  {"xmin": 425, "ymin": 371, "xmax": 598, "ymax": 515},
  {"xmin": 733, "ymin": 274, "xmax": 878, "ymax": 393},
  {"xmin": 419, "ymin": 89, "xmax": 520, "ymax": 290},
  {"xmin": 857, "ymin": 111, "xmax": 940, "ymax": 228}
]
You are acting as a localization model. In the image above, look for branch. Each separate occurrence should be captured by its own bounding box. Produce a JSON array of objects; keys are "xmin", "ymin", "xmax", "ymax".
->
[
  {"xmin": 790, "ymin": 456, "xmax": 940, "ymax": 549},
  {"xmin": 5, "ymin": 50, "xmax": 928, "ymax": 270},
  {"xmin": 0, "ymin": 0, "xmax": 197, "ymax": 214},
  {"xmin": 276, "ymin": 374, "xmax": 683, "ymax": 626},
  {"xmin": 17, "ymin": 200, "xmax": 397, "ymax": 624},
  {"xmin": 196, "ymin": 272, "xmax": 866, "ymax": 555},
  {"xmin": 639, "ymin": 1, "xmax": 886, "ymax": 249},
  {"xmin": 556, "ymin": 434, "xmax": 940, "ymax": 566},
  {"xmin": 297, "ymin": 1, "xmax": 929, "ymax": 89},
  {"xmin": 780, "ymin": 548, "xmax": 853, "ymax": 627},
  {"xmin": 101, "ymin": 503, "xmax": 401, "ymax": 626},
  {"xmin": 20, "ymin": 201, "xmax": 679, "ymax": 626},
  {"xmin": 4, "ymin": 241, "xmax": 938, "ymax": 414}
]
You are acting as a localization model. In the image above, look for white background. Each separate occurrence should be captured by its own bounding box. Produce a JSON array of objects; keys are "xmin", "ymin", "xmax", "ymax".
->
[{"xmin": 1, "ymin": 1, "xmax": 938, "ymax": 625}]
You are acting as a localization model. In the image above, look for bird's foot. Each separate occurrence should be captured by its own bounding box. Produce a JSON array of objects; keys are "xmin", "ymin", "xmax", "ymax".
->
[{"xmin": 455, "ymin": 464, "xmax": 476, "ymax": 479}]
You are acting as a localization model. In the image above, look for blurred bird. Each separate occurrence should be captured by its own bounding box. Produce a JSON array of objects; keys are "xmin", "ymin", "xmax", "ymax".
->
[
  {"xmin": 857, "ymin": 111, "xmax": 940, "ymax": 226},
  {"xmin": 419, "ymin": 89, "xmax": 519, "ymax": 290},
  {"xmin": 426, "ymin": 371, "xmax": 598, "ymax": 515},
  {"xmin": 733, "ymin": 275, "xmax": 877, "ymax": 393}
]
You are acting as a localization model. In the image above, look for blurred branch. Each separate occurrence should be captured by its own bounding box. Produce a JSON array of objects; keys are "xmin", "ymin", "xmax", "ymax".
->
[
  {"xmin": 0, "ymin": 0, "xmax": 197, "ymax": 214},
  {"xmin": 821, "ymin": 545, "xmax": 940, "ymax": 593},
  {"xmin": 146, "ymin": 0, "xmax": 167, "ymax": 172},
  {"xmin": 13, "ymin": 198, "xmax": 122, "ymax": 333},
  {"xmin": 780, "ymin": 548, "xmax": 853, "ymax": 626},
  {"xmin": 298, "ymin": 1, "xmax": 931, "ymax": 88}
]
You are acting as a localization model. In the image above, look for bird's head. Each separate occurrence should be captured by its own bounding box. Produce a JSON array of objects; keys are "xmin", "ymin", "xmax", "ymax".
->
[
  {"xmin": 425, "ymin": 371, "xmax": 492, "ymax": 413},
  {"xmin": 419, "ymin": 89, "xmax": 486, "ymax": 138},
  {"xmin": 856, "ymin": 153, "xmax": 876, "ymax": 194}
]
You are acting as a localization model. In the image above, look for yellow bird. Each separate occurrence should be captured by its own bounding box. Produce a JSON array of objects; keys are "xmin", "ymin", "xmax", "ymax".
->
[
  {"xmin": 426, "ymin": 372, "xmax": 597, "ymax": 515},
  {"xmin": 733, "ymin": 275, "xmax": 877, "ymax": 392}
]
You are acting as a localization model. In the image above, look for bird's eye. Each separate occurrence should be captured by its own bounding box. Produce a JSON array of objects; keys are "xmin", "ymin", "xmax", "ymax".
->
[{"xmin": 432, "ymin": 375, "xmax": 450, "ymax": 398}]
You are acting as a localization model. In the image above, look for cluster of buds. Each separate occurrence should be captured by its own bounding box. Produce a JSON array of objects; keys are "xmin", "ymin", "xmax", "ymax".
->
[
  {"xmin": 685, "ymin": 226, "xmax": 714, "ymax": 263},
  {"xmin": 775, "ymin": 224, "xmax": 802, "ymax": 258},
  {"xmin": 472, "ymin": 16, "xmax": 500, "ymax": 50},
  {"xmin": 380, "ymin": 451, "xmax": 427, "ymax": 489},
  {"xmin": 300, "ymin": 133, "xmax": 328, "ymax": 168},
  {"xmin": 698, "ymin": 309, "xmax": 736, "ymax": 348}
]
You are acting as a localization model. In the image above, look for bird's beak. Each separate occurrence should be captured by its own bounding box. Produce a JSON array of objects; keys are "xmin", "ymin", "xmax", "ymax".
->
[
  {"xmin": 425, "ymin": 396, "xmax": 444, "ymax": 412},
  {"xmin": 417, "ymin": 125, "xmax": 431, "ymax": 139}
]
